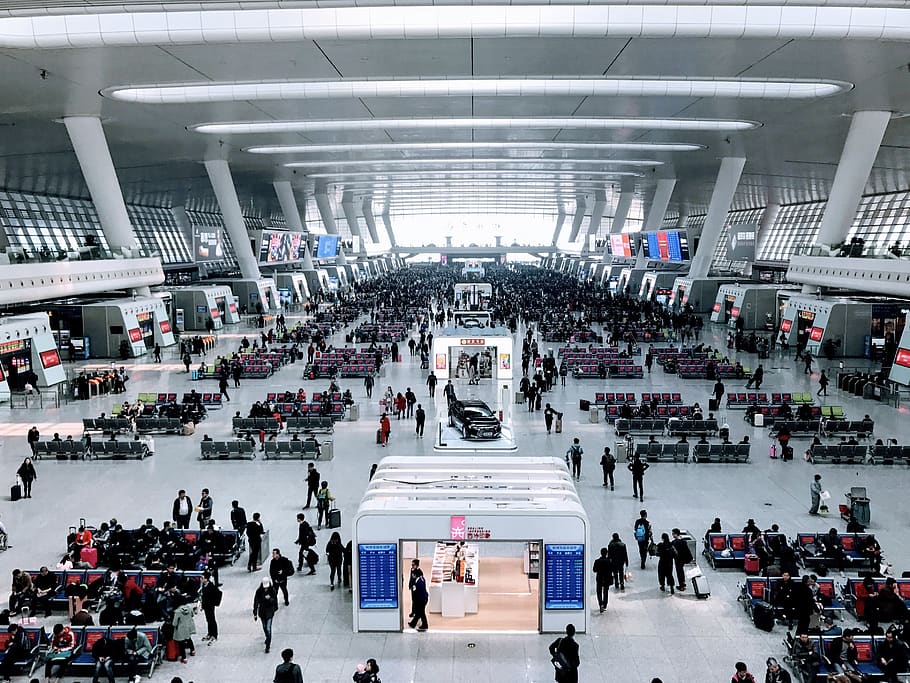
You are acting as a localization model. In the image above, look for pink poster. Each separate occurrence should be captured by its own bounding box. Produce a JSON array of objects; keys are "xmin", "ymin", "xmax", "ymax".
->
[{"xmin": 450, "ymin": 516, "xmax": 466, "ymax": 540}]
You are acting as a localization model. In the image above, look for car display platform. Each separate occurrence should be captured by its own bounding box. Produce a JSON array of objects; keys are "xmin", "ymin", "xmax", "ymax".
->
[{"xmin": 434, "ymin": 422, "xmax": 518, "ymax": 452}]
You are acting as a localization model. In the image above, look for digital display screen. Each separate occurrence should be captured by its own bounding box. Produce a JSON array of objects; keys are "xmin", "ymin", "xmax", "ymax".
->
[
  {"xmin": 358, "ymin": 543, "xmax": 398, "ymax": 609},
  {"xmin": 259, "ymin": 231, "xmax": 305, "ymax": 264},
  {"xmin": 544, "ymin": 544, "xmax": 585, "ymax": 610},
  {"xmin": 39, "ymin": 349, "xmax": 61, "ymax": 369},
  {"xmin": 609, "ymin": 234, "xmax": 634, "ymax": 258},
  {"xmin": 712, "ymin": 302, "xmax": 721, "ymax": 313},
  {"xmin": 731, "ymin": 307, "xmax": 741, "ymax": 318},
  {"xmin": 809, "ymin": 326, "xmax": 824, "ymax": 342},
  {"xmin": 128, "ymin": 328, "xmax": 143, "ymax": 343},
  {"xmin": 159, "ymin": 320, "xmax": 171, "ymax": 334},
  {"xmin": 895, "ymin": 348, "xmax": 910, "ymax": 368},
  {"xmin": 642, "ymin": 230, "xmax": 690, "ymax": 262},
  {"xmin": 798, "ymin": 310, "xmax": 816, "ymax": 321},
  {"xmin": 194, "ymin": 227, "xmax": 224, "ymax": 262},
  {"xmin": 315, "ymin": 235, "xmax": 340, "ymax": 259},
  {"xmin": 780, "ymin": 319, "xmax": 793, "ymax": 333}
]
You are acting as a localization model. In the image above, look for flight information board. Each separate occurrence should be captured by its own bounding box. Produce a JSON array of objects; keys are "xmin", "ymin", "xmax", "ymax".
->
[
  {"xmin": 358, "ymin": 543, "xmax": 398, "ymax": 609},
  {"xmin": 544, "ymin": 544, "xmax": 585, "ymax": 610},
  {"xmin": 643, "ymin": 230, "xmax": 690, "ymax": 262}
]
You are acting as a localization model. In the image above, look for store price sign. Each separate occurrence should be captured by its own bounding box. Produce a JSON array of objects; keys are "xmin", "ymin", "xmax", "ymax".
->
[
  {"xmin": 358, "ymin": 543, "xmax": 398, "ymax": 609},
  {"xmin": 544, "ymin": 544, "xmax": 585, "ymax": 610}
]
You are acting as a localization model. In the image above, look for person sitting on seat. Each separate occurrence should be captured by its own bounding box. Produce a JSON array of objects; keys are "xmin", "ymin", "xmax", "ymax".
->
[
  {"xmin": 778, "ymin": 401, "xmax": 793, "ymax": 420},
  {"xmin": 825, "ymin": 629, "xmax": 864, "ymax": 683},
  {"xmin": 742, "ymin": 519, "xmax": 760, "ymax": 536},
  {"xmin": 791, "ymin": 631, "xmax": 821, "ymax": 682},
  {"xmin": 9, "ymin": 569, "xmax": 33, "ymax": 615},
  {"xmin": 876, "ymin": 629, "xmax": 910, "ymax": 683},
  {"xmin": 0, "ymin": 623, "xmax": 31, "ymax": 682},
  {"xmin": 819, "ymin": 528, "xmax": 846, "ymax": 575},
  {"xmin": 797, "ymin": 403, "xmax": 814, "ymax": 420},
  {"xmin": 44, "ymin": 623, "xmax": 76, "ymax": 682},
  {"xmin": 739, "ymin": 436, "xmax": 750, "ymax": 445}
]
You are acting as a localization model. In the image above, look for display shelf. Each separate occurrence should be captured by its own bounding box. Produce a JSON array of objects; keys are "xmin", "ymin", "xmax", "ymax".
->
[
  {"xmin": 524, "ymin": 541, "xmax": 540, "ymax": 579},
  {"xmin": 428, "ymin": 541, "xmax": 479, "ymax": 617}
]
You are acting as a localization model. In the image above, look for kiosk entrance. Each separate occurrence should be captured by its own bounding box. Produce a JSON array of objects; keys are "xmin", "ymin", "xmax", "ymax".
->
[{"xmin": 431, "ymin": 328, "xmax": 514, "ymax": 382}]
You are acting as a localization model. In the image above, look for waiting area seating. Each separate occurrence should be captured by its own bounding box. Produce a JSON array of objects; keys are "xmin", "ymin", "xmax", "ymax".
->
[
  {"xmin": 782, "ymin": 633, "xmax": 901, "ymax": 682},
  {"xmin": 677, "ymin": 362, "xmax": 750, "ymax": 380},
  {"xmin": 90, "ymin": 440, "xmax": 150, "ymax": 460},
  {"xmin": 180, "ymin": 392, "xmax": 223, "ymax": 408},
  {"xmin": 48, "ymin": 625, "xmax": 163, "ymax": 680},
  {"xmin": 769, "ymin": 420, "xmax": 822, "ymax": 436},
  {"xmin": 34, "ymin": 440, "xmax": 86, "ymax": 459},
  {"xmin": 741, "ymin": 576, "xmax": 846, "ymax": 617},
  {"xmin": 285, "ymin": 416, "xmax": 335, "ymax": 434},
  {"xmin": 572, "ymin": 361, "xmax": 644, "ymax": 379},
  {"xmin": 822, "ymin": 418, "xmax": 874, "ymax": 437},
  {"xmin": 200, "ymin": 440, "xmax": 256, "ymax": 460},
  {"xmin": 633, "ymin": 441, "xmax": 689, "ymax": 463},
  {"xmin": 869, "ymin": 443, "xmax": 910, "ymax": 465},
  {"xmin": 692, "ymin": 443, "xmax": 751, "ymax": 463},
  {"xmin": 704, "ymin": 533, "xmax": 751, "ymax": 569},
  {"xmin": 262, "ymin": 439, "xmax": 323, "ymax": 460},
  {"xmin": 614, "ymin": 418, "xmax": 665, "ymax": 436},
  {"xmin": 82, "ymin": 418, "xmax": 132, "ymax": 434},
  {"xmin": 134, "ymin": 417, "xmax": 184, "ymax": 434},
  {"xmin": 727, "ymin": 392, "xmax": 770, "ymax": 409},
  {"xmin": 842, "ymin": 577, "xmax": 910, "ymax": 619},
  {"xmin": 666, "ymin": 418, "xmax": 719, "ymax": 436},
  {"xmin": 231, "ymin": 416, "xmax": 282, "ymax": 435},
  {"xmin": 0, "ymin": 626, "xmax": 45, "ymax": 677},
  {"xmin": 806, "ymin": 444, "xmax": 869, "ymax": 465},
  {"xmin": 197, "ymin": 362, "xmax": 273, "ymax": 380},
  {"xmin": 794, "ymin": 533, "xmax": 875, "ymax": 570}
]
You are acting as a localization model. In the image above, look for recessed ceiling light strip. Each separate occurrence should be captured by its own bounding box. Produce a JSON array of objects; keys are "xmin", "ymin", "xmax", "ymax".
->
[
  {"xmin": 191, "ymin": 116, "xmax": 759, "ymax": 134},
  {"xmin": 248, "ymin": 141, "xmax": 703, "ymax": 154},
  {"xmin": 107, "ymin": 77, "xmax": 851, "ymax": 104},
  {"xmin": 286, "ymin": 158, "xmax": 659, "ymax": 169},
  {"xmin": 7, "ymin": 6, "xmax": 907, "ymax": 50}
]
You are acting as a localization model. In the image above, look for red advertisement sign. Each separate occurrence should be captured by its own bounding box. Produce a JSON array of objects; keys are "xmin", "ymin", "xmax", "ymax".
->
[
  {"xmin": 0, "ymin": 364, "xmax": 5, "ymax": 381},
  {"xmin": 780, "ymin": 319, "xmax": 793, "ymax": 333},
  {"xmin": 809, "ymin": 326, "xmax": 824, "ymax": 342},
  {"xmin": 159, "ymin": 320, "xmax": 171, "ymax": 335},
  {"xmin": 712, "ymin": 302, "xmax": 721, "ymax": 313},
  {"xmin": 229, "ymin": 303, "xmax": 238, "ymax": 314},
  {"xmin": 39, "ymin": 349, "xmax": 61, "ymax": 368},
  {"xmin": 211, "ymin": 308, "xmax": 220, "ymax": 319},
  {"xmin": 128, "ymin": 328, "xmax": 143, "ymax": 343},
  {"xmin": 450, "ymin": 515, "xmax": 466, "ymax": 540},
  {"xmin": 895, "ymin": 348, "xmax": 910, "ymax": 368},
  {"xmin": 730, "ymin": 307, "xmax": 740, "ymax": 318}
]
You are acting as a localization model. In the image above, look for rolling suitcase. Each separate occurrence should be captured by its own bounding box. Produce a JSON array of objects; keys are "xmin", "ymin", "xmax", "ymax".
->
[
  {"xmin": 376, "ymin": 429, "xmax": 383, "ymax": 445},
  {"xmin": 744, "ymin": 554, "xmax": 760, "ymax": 575},
  {"xmin": 328, "ymin": 508, "xmax": 341, "ymax": 529},
  {"xmin": 258, "ymin": 530, "xmax": 271, "ymax": 566},
  {"xmin": 753, "ymin": 413, "xmax": 764, "ymax": 427},
  {"xmin": 555, "ymin": 416, "xmax": 563, "ymax": 433},
  {"xmin": 709, "ymin": 397, "xmax": 719, "ymax": 412},
  {"xmin": 81, "ymin": 547, "xmax": 98, "ymax": 568},
  {"xmin": 686, "ymin": 565, "xmax": 710, "ymax": 600},
  {"xmin": 10, "ymin": 483, "xmax": 20, "ymax": 502},
  {"xmin": 751, "ymin": 600, "xmax": 775, "ymax": 631}
]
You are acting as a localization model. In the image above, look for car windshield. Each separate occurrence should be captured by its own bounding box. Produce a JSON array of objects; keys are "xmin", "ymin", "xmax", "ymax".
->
[{"xmin": 463, "ymin": 406, "xmax": 492, "ymax": 418}]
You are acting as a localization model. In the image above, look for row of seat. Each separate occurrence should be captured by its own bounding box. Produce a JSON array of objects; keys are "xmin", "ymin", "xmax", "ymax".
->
[
  {"xmin": 822, "ymin": 419, "xmax": 874, "ymax": 436},
  {"xmin": 34, "ymin": 441, "xmax": 84, "ymax": 459},
  {"xmin": 285, "ymin": 416, "xmax": 335, "ymax": 434},
  {"xmin": 601, "ymin": 405, "xmax": 694, "ymax": 421},
  {"xmin": 306, "ymin": 363, "xmax": 376, "ymax": 379},
  {"xmin": 704, "ymin": 532, "xmax": 788, "ymax": 569},
  {"xmin": 807, "ymin": 444, "xmax": 871, "ymax": 465},
  {"xmin": 64, "ymin": 529, "xmax": 240, "ymax": 568},
  {"xmin": 787, "ymin": 634, "xmax": 901, "ymax": 681},
  {"xmin": 747, "ymin": 406, "xmax": 824, "ymax": 422},
  {"xmin": 692, "ymin": 443, "xmax": 751, "ymax": 463},
  {"xmin": 614, "ymin": 418, "xmax": 667, "ymax": 436},
  {"xmin": 197, "ymin": 363, "xmax": 273, "ymax": 379},
  {"xmin": 742, "ymin": 576, "xmax": 845, "ymax": 614},
  {"xmin": 180, "ymin": 392, "xmax": 224, "ymax": 407},
  {"xmin": 0, "ymin": 625, "xmax": 162, "ymax": 680},
  {"xmin": 666, "ymin": 418, "xmax": 721, "ymax": 436},
  {"xmin": 633, "ymin": 442, "xmax": 689, "ymax": 463},
  {"xmin": 794, "ymin": 532, "xmax": 875, "ymax": 570},
  {"xmin": 677, "ymin": 362, "xmax": 750, "ymax": 379},
  {"xmin": 769, "ymin": 420, "xmax": 823, "ymax": 436},
  {"xmin": 201, "ymin": 440, "xmax": 256, "ymax": 460},
  {"xmin": 593, "ymin": 392, "xmax": 683, "ymax": 405},
  {"xmin": 89, "ymin": 441, "xmax": 149, "ymax": 460},
  {"xmin": 270, "ymin": 402, "xmax": 346, "ymax": 418},
  {"xmin": 726, "ymin": 392, "xmax": 816, "ymax": 408},
  {"xmin": 265, "ymin": 391, "xmax": 343, "ymax": 403},
  {"xmin": 842, "ymin": 577, "xmax": 910, "ymax": 618},
  {"xmin": 573, "ymin": 364, "xmax": 644, "ymax": 379},
  {"xmin": 262, "ymin": 440, "xmax": 322, "ymax": 459},
  {"xmin": 870, "ymin": 444, "xmax": 910, "ymax": 465},
  {"xmin": 82, "ymin": 418, "xmax": 132, "ymax": 433},
  {"xmin": 134, "ymin": 417, "xmax": 184, "ymax": 434}
]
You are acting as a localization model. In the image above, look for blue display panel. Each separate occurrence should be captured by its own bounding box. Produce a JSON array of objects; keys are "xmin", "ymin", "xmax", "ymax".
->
[
  {"xmin": 544, "ymin": 544, "xmax": 585, "ymax": 610},
  {"xmin": 642, "ymin": 230, "xmax": 691, "ymax": 262},
  {"xmin": 315, "ymin": 234, "xmax": 340, "ymax": 259},
  {"xmin": 358, "ymin": 543, "xmax": 398, "ymax": 609}
]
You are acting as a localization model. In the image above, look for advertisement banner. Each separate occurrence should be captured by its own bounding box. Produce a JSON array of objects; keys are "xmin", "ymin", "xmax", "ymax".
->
[
  {"xmin": 435, "ymin": 353, "xmax": 447, "ymax": 370},
  {"xmin": 499, "ymin": 353, "xmax": 511, "ymax": 370},
  {"xmin": 159, "ymin": 320, "xmax": 171, "ymax": 334},
  {"xmin": 128, "ymin": 329, "xmax": 143, "ymax": 343},
  {"xmin": 194, "ymin": 227, "xmax": 224, "ymax": 261},
  {"xmin": 726, "ymin": 223, "xmax": 758, "ymax": 261},
  {"xmin": 39, "ymin": 349, "xmax": 61, "ymax": 368}
]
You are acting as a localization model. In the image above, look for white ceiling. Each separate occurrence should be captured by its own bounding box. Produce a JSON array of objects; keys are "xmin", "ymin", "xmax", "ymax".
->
[{"xmin": 0, "ymin": 12, "xmax": 907, "ymax": 222}]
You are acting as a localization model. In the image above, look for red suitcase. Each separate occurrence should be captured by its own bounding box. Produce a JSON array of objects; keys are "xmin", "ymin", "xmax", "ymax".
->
[
  {"xmin": 744, "ymin": 553, "xmax": 760, "ymax": 575},
  {"xmin": 165, "ymin": 639, "xmax": 180, "ymax": 662},
  {"xmin": 80, "ymin": 547, "xmax": 98, "ymax": 568}
]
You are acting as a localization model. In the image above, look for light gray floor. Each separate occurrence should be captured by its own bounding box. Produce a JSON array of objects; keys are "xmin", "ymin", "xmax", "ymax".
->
[{"xmin": 1, "ymin": 311, "xmax": 907, "ymax": 683}]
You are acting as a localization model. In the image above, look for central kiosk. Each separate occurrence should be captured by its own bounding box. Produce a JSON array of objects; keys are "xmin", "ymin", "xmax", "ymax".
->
[{"xmin": 352, "ymin": 456, "xmax": 590, "ymax": 634}]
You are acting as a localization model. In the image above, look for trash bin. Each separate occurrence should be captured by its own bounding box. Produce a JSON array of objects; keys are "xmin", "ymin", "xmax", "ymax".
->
[
  {"xmin": 347, "ymin": 404, "xmax": 360, "ymax": 421},
  {"xmin": 319, "ymin": 440, "xmax": 334, "ymax": 461},
  {"xmin": 589, "ymin": 406, "xmax": 600, "ymax": 424}
]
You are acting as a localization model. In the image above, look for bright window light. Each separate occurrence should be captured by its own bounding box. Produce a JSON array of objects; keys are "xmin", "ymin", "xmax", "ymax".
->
[
  {"xmin": 251, "ymin": 142, "xmax": 703, "ymax": 155},
  {"xmin": 191, "ymin": 116, "xmax": 760, "ymax": 135},
  {"xmin": 306, "ymin": 170, "xmax": 650, "ymax": 179},
  {"xmin": 105, "ymin": 77, "xmax": 852, "ymax": 105},
  {"xmin": 390, "ymin": 213, "xmax": 561, "ymax": 248}
]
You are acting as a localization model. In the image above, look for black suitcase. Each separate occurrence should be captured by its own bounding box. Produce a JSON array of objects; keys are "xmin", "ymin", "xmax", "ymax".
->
[
  {"xmin": 376, "ymin": 429, "xmax": 383, "ymax": 445},
  {"xmin": 579, "ymin": 399, "xmax": 590, "ymax": 411},
  {"xmin": 709, "ymin": 398, "xmax": 719, "ymax": 412},
  {"xmin": 328, "ymin": 508, "xmax": 341, "ymax": 529},
  {"xmin": 10, "ymin": 484, "xmax": 21, "ymax": 502},
  {"xmin": 752, "ymin": 600, "xmax": 775, "ymax": 632}
]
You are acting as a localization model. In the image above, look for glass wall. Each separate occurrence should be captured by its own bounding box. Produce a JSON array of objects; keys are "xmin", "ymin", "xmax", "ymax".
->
[
  {"xmin": 847, "ymin": 190, "xmax": 910, "ymax": 255},
  {"xmin": 0, "ymin": 191, "xmax": 109, "ymax": 259},
  {"xmin": 128, "ymin": 205, "xmax": 192, "ymax": 265}
]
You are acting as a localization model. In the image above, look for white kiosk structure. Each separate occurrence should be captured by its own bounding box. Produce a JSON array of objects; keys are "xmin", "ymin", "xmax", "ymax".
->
[{"xmin": 352, "ymin": 456, "xmax": 590, "ymax": 634}]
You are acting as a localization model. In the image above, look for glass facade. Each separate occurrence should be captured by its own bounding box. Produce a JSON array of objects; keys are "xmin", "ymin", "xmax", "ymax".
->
[
  {"xmin": 0, "ymin": 191, "xmax": 109, "ymax": 258},
  {"xmin": 712, "ymin": 207, "xmax": 765, "ymax": 272},
  {"xmin": 127, "ymin": 205, "xmax": 192, "ymax": 265},
  {"xmin": 847, "ymin": 190, "xmax": 910, "ymax": 255}
]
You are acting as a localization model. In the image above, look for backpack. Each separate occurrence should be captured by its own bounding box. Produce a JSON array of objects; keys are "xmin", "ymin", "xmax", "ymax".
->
[
  {"xmin": 305, "ymin": 526, "xmax": 317, "ymax": 548},
  {"xmin": 634, "ymin": 522, "xmax": 648, "ymax": 542},
  {"xmin": 211, "ymin": 585, "xmax": 223, "ymax": 606}
]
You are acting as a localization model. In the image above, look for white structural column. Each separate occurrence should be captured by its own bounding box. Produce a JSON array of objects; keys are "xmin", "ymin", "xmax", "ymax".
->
[
  {"xmin": 600, "ymin": 183, "xmax": 635, "ymax": 260},
  {"xmin": 362, "ymin": 197, "xmax": 380, "ymax": 244},
  {"xmin": 63, "ymin": 117, "xmax": 140, "ymax": 255},
  {"xmin": 757, "ymin": 202, "xmax": 781, "ymax": 245},
  {"xmin": 815, "ymin": 110, "xmax": 891, "ymax": 247},
  {"xmin": 583, "ymin": 190, "xmax": 607, "ymax": 254},
  {"xmin": 643, "ymin": 178, "xmax": 677, "ymax": 232},
  {"xmin": 688, "ymin": 157, "xmax": 747, "ymax": 278},
  {"xmin": 550, "ymin": 207, "xmax": 567, "ymax": 246},
  {"xmin": 314, "ymin": 182, "xmax": 339, "ymax": 235},
  {"xmin": 273, "ymin": 180, "xmax": 305, "ymax": 232},
  {"xmin": 342, "ymin": 190, "xmax": 366, "ymax": 254},
  {"xmin": 381, "ymin": 210, "xmax": 398, "ymax": 248},
  {"xmin": 567, "ymin": 194, "xmax": 589, "ymax": 243},
  {"xmin": 337, "ymin": 248, "xmax": 349, "ymax": 266},
  {"xmin": 204, "ymin": 159, "xmax": 261, "ymax": 280}
]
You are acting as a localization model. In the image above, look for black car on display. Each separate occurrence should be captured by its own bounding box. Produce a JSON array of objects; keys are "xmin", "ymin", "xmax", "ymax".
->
[{"xmin": 448, "ymin": 400, "xmax": 502, "ymax": 440}]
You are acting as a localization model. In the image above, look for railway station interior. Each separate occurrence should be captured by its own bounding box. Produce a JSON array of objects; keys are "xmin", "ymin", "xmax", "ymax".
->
[{"xmin": 0, "ymin": 2, "xmax": 909, "ymax": 682}]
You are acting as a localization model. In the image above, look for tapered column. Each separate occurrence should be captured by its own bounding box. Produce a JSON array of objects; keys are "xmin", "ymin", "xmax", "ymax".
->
[
  {"xmin": 643, "ymin": 178, "xmax": 676, "ymax": 231},
  {"xmin": 315, "ymin": 182, "xmax": 339, "ymax": 235},
  {"xmin": 688, "ymin": 157, "xmax": 746, "ymax": 278},
  {"xmin": 273, "ymin": 180, "xmax": 305, "ymax": 232},
  {"xmin": 204, "ymin": 159, "xmax": 261, "ymax": 280}
]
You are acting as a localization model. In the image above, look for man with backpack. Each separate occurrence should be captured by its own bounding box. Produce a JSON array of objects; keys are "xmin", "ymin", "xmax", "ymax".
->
[
  {"xmin": 628, "ymin": 454, "xmax": 649, "ymax": 502},
  {"xmin": 199, "ymin": 571, "xmax": 222, "ymax": 645},
  {"xmin": 269, "ymin": 549, "xmax": 295, "ymax": 606},
  {"xmin": 633, "ymin": 510, "xmax": 653, "ymax": 570},
  {"xmin": 295, "ymin": 513, "xmax": 317, "ymax": 574},
  {"xmin": 566, "ymin": 438, "xmax": 583, "ymax": 481},
  {"xmin": 273, "ymin": 648, "xmax": 304, "ymax": 683},
  {"xmin": 600, "ymin": 447, "xmax": 616, "ymax": 490}
]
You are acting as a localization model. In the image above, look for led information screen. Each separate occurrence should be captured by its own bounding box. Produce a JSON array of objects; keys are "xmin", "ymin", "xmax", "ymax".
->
[
  {"xmin": 314, "ymin": 234, "xmax": 340, "ymax": 259},
  {"xmin": 358, "ymin": 543, "xmax": 398, "ymax": 609},
  {"xmin": 609, "ymin": 234, "xmax": 634, "ymax": 258},
  {"xmin": 194, "ymin": 227, "xmax": 224, "ymax": 262},
  {"xmin": 39, "ymin": 349, "xmax": 61, "ymax": 369},
  {"xmin": 258, "ymin": 231, "xmax": 305, "ymax": 263},
  {"xmin": 642, "ymin": 230, "xmax": 691, "ymax": 262},
  {"xmin": 544, "ymin": 544, "xmax": 585, "ymax": 610},
  {"xmin": 895, "ymin": 348, "xmax": 910, "ymax": 368}
]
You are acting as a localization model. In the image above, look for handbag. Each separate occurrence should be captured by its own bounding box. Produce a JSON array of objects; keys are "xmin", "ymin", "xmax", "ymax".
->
[
  {"xmin": 550, "ymin": 639, "xmax": 571, "ymax": 672},
  {"xmin": 648, "ymin": 541, "xmax": 658, "ymax": 557}
]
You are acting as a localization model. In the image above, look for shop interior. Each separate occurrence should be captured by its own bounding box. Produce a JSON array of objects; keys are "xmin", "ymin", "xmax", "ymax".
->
[
  {"xmin": 0, "ymin": 338, "xmax": 36, "ymax": 391},
  {"xmin": 451, "ymin": 344, "xmax": 497, "ymax": 380},
  {"xmin": 401, "ymin": 540, "xmax": 540, "ymax": 632}
]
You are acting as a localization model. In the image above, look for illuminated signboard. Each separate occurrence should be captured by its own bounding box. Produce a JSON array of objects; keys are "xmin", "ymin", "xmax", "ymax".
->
[
  {"xmin": 809, "ymin": 326, "xmax": 824, "ymax": 342},
  {"xmin": 159, "ymin": 320, "xmax": 172, "ymax": 334},
  {"xmin": 643, "ymin": 230, "xmax": 690, "ymax": 262},
  {"xmin": 780, "ymin": 319, "xmax": 793, "ymax": 333},
  {"xmin": 39, "ymin": 349, "xmax": 61, "ymax": 368},
  {"xmin": 730, "ymin": 307, "xmax": 740, "ymax": 318},
  {"xmin": 459, "ymin": 339, "xmax": 486, "ymax": 346},
  {"xmin": 211, "ymin": 308, "xmax": 220, "ymax": 318},
  {"xmin": 798, "ymin": 310, "xmax": 816, "ymax": 321},
  {"xmin": 712, "ymin": 303, "xmax": 721, "ymax": 313},
  {"xmin": 895, "ymin": 348, "xmax": 910, "ymax": 367},
  {"xmin": 609, "ymin": 234, "xmax": 634, "ymax": 258},
  {"xmin": 128, "ymin": 328, "xmax": 143, "ymax": 343},
  {"xmin": 136, "ymin": 312, "xmax": 152, "ymax": 322},
  {"xmin": 0, "ymin": 340, "xmax": 25, "ymax": 355}
]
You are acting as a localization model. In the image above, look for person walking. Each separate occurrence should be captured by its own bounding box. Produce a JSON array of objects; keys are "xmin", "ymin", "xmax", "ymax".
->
[
  {"xmin": 199, "ymin": 571, "xmax": 221, "ymax": 645},
  {"xmin": 182, "ymin": 351, "xmax": 192, "ymax": 373},
  {"xmin": 15, "ymin": 458, "xmax": 36, "ymax": 498},
  {"xmin": 600, "ymin": 447, "xmax": 616, "ymax": 490},
  {"xmin": 26, "ymin": 426, "xmax": 39, "ymax": 456},
  {"xmin": 405, "ymin": 387, "xmax": 416, "ymax": 418},
  {"xmin": 325, "ymin": 531, "xmax": 344, "ymax": 590},
  {"xmin": 712, "ymin": 380, "xmax": 725, "ymax": 408},
  {"xmin": 804, "ymin": 350, "xmax": 813, "ymax": 374},
  {"xmin": 645, "ymin": 347, "xmax": 654, "ymax": 374},
  {"xmin": 427, "ymin": 371, "xmax": 437, "ymax": 397},
  {"xmin": 379, "ymin": 413, "xmax": 391, "ymax": 447},
  {"xmin": 315, "ymin": 481, "xmax": 334, "ymax": 530},
  {"xmin": 153, "ymin": 344, "xmax": 162, "ymax": 363},
  {"xmin": 548, "ymin": 623, "xmax": 580, "ymax": 683},
  {"xmin": 671, "ymin": 528, "xmax": 694, "ymax": 592},
  {"xmin": 218, "ymin": 375, "xmax": 230, "ymax": 402},
  {"xmin": 273, "ymin": 648, "xmax": 304, "ymax": 683},
  {"xmin": 295, "ymin": 513, "xmax": 317, "ymax": 574},
  {"xmin": 269, "ymin": 549, "xmax": 295, "ymax": 606},
  {"xmin": 172, "ymin": 598, "xmax": 197, "ymax": 663},
  {"xmin": 364, "ymin": 373, "xmax": 374, "ymax": 399},
  {"xmin": 304, "ymin": 463, "xmax": 320, "ymax": 509},
  {"xmin": 656, "ymin": 532, "xmax": 677, "ymax": 594},
  {"xmin": 592, "ymin": 547, "xmax": 612, "ymax": 612},
  {"xmin": 415, "ymin": 404, "xmax": 426, "ymax": 437},
  {"xmin": 246, "ymin": 512, "xmax": 265, "ymax": 572},
  {"xmin": 746, "ymin": 364, "xmax": 764, "ymax": 390},
  {"xmin": 544, "ymin": 403, "xmax": 562, "ymax": 435},
  {"xmin": 607, "ymin": 533, "xmax": 629, "ymax": 590},
  {"xmin": 566, "ymin": 438, "xmax": 583, "ymax": 481},
  {"xmin": 633, "ymin": 510, "xmax": 653, "ymax": 570},
  {"xmin": 172, "ymin": 489, "xmax": 193, "ymax": 529},
  {"xmin": 253, "ymin": 577, "xmax": 279, "ymax": 653},
  {"xmin": 809, "ymin": 474, "xmax": 823, "ymax": 515},
  {"xmin": 628, "ymin": 454, "xmax": 649, "ymax": 502},
  {"xmin": 407, "ymin": 567, "xmax": 429, "ymax": 631},
  {"xmin": 817, "ymin": 371, "xmax": 829, "ymax": 397}
]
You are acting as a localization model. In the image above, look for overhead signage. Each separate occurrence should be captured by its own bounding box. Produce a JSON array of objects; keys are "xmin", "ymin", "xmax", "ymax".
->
[
  {"xmin": 259, "ymin": 231, "xmax": 306, "ymax": 264},
  {"xmin": 544, "ymin": 544, "xmax": 585, "ymax": 610},
  {"xmin": 798, "ymin": 310, "xmax": 816, "ymax": 321},
  {"xmin": 358, "ymin": 543, "xmax": 398, "ymax": 610},
  {"xmin": 136, "ymin": 312, "xmax": 151, "ymax": 322},
  {"xmin": 194, "ymin": 227, "xmax": 224, "ymax": 262},
  {"xmin": 39, "ymin": 349, "xmax": 61, "ymax": 369},
  {"xmin": 0, "ymin": 340, "xmax": 25, "ymax": 355},
  {"xmin": 459, "ymin": 338, "xmax": 486, "ymax": 346},
  {"xmin": 809, "ymin": 326, "xmax": 824, "ymax": 342},
  {"xmin": 159, "ymin": 320, "xmax": 172, "ymax": 335},
  {"xmin": 128, "ymin": 329, "xmax": 143, "ymax": 343},
  {"xmin": 726, "ymin": 223, "xmax": 758, "ymax": 261},
  {"xmin": 610, "ymin": 234, "xmax": 634, "ymax": 258},
  {"xmin": 314, "ymin": 234, "xmax": 340, "ymax": 259}
]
